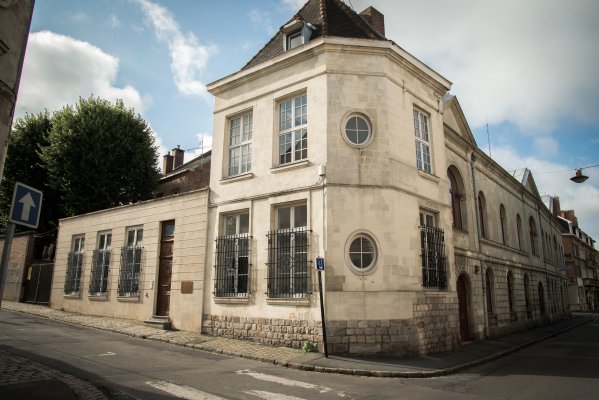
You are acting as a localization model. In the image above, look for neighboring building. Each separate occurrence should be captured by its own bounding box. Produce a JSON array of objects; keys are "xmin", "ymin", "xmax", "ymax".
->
[
  {"xmin": 0, "ymin": 0, "xmax": 35, "ymax": 181},
  {"xmin": 557, "ymin": 208, "xmax": 599, "ymax": 311},
  {"xmin": 202, "ymin": 0, "xmax": 569, "ymax": 356},
  {"xmin": 50, "ymin": 189, "xmax": 209, "ymax": 332},
  {"xmin": 0, "ymin": 230, "xmax": 54, "ymax": 304},
  {"xmin": 154, "ymin": 146, "xmax": 211, "ymax": 198}
]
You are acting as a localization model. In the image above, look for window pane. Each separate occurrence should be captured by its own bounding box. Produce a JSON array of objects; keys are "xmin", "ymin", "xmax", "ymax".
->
[
  {"xmin": 278, "ymin": 207, "xmax": 291, "ymax": 229},
  {"xmin": 346, "ymin": 117, "xmax": 357, "ymax": 130},
  {"xmin": 127, "ymin": 230, "xmax": 135, "ymax": 247},
  {"xmin": 350, "ymin": 253, "xmax": 362, "ymax": 268},
  {"xmin": 136, "ymin": 229, "xmax": 143, "ymax": 246},
  {"xmin": 294, "ymin": 205, "xmax": 307, "ymax": 227},
  {"xmin": 239, "ymin": 214, "xmax": 249, "ymax": 234},
  {"xmin": 357, "ymin": 117, "xmax": 368, "ymax": 131},
  {"xmin": 230, "ymin": 117, "xmax": 241, "ymax": 145},
  {"xmin": 225, "ymin": 216, "xmax": 237, "ymax": 235}
]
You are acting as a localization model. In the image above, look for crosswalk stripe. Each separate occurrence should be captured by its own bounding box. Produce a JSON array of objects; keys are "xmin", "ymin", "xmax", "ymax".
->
[
  {"xmin": 236, "ymin": 369, "xmax": 332, "ymax": 393},
  {"xmin": 244, "ymin": 390, "xmax": 307, "ymax": 400},
  {"xmin": 146, "ymin": 381, "xmax": 228, "ymax": 400}
]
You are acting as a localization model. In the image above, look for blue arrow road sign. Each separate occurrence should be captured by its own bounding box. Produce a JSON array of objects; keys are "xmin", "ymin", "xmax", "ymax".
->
[
  {"xmin": 9, "ymin": 182, "xmax": 43, "ymax": 228},
  {"xmin": 316, "ymin": 257, "xmax": 325, "ymax": 271}
]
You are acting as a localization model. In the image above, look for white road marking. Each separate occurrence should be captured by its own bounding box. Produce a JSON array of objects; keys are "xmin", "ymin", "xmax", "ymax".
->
[
  {"xmin": 245, "ymin": 390, "xmax": 307, "ymax": 400},
  {"xmin": 98, "ymin": 351, "xmax": 116, "ymax": 356},
  {"xmin": 146, "ymin": 381, "xmax": 227, "ymax": 400},
  {"xmin": 236, "ymin": 369, "xmax": 332, "ymax": 393}
]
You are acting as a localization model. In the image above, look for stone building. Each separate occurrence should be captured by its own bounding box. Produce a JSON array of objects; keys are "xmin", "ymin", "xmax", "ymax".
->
[
  {"xmin": 50, "ymin": 189, "xmax": 209, "ymax": 332},
  {"xmin": 153, "ymin": 146, "xmax": 211, "ymax": 198},
  {"xmin": 557, "ymin": 208, "xmax": 599, "ymax": 311},
  {"xmin": 202, "ymin": 0, "xmax": 569, "ymax": 356},
  {"xmin": 0, "ymin": 0, "xmax": 35, "ymax": 180}
]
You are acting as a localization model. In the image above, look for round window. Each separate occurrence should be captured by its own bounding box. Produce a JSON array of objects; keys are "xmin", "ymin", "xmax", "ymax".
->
[
  {"xmin": 348, "ymin": 234, "xmax": 377, "ymax": 271},
  {"xmin": 344, "ymin": 114, "xmax": 372, "ymax": 146}
]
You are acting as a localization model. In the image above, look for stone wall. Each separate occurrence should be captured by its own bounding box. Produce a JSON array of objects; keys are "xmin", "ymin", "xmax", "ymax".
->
[
  {"xmin": 326, "ymin": 294, "xmax": 459, "ymax": 356},
  {"xmin": 202, "ymin": 314, "xmax": 322, "ymax": 349}
]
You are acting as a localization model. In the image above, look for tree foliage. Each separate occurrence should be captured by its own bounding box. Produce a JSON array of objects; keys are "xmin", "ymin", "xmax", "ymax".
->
[
  {"xmin": 1, "ymin": 96, "xmax": 160, "ymax": 231},
  {"xmin": 40, "ymin": 96, "xmax": 161, "ymax": 216},
  {"xmin": 0, "ymin": 112, "xmax": 61, "ymax": 233}
]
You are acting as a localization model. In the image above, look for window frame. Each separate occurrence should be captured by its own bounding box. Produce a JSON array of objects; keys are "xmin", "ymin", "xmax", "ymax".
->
[
  {"xmin": 346, "ymin": 232, "xmax": 378, "ymax": 274},
  {"xmin": 64, "ymin": 235, "xmax": 85, "ymax": 295},
  {"xmin": 413, "ymin": 108, "xmax": 432, "ymax": 174},
  {"xmin": 214, "ymin": 212, "xmax": 251, "ymax": 298},
  {"xmin": 448, "ymin": 168, "xmax": 464, "ymax": 230},
  {"xmin": 342, "ymin": 112, "xmax": 373, "ymax": 147},
  {"xmin": 118, "ymin": 226, "xmax": 144, "ymax": 297},
  {"xmin": 89, "ymin": 231, "xmax": 112, "ymax": 296},
  {"xmin": 500, "ymin": 204, "xmax": 508, "ymax": 245},
  {"xmin": 419, "ymin": 209, "xmax": 447, "ymax": 290},
  {"xmin": 278, "ymin": 94, "xmax": 308, "ymax": 166},
  {"xmin": 227, "ymin": 111, "xmax": 253, "ymax": 177}
]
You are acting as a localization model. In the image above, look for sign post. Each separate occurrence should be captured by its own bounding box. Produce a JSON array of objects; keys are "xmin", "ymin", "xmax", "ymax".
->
[
  {"xmin": 0, "ymin": 182, "xmax": 43, "ymax": 307},
  {"xmin": 315, "ymin": 257, "xmax": 328, "ymax": 357}
]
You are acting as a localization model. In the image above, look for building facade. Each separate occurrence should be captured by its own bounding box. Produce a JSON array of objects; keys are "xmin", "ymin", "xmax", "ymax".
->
[
  {"xmin": 50, "ymin": 189, "xmax": 209, "ymax": 332},
  {"xmin": 202, "ymin": 0, "xmax": 569, "ymax": 356}
]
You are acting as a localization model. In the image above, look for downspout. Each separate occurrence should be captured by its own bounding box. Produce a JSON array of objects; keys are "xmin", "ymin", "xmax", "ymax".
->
[
  {"xmin": 536, "ymin": 204, "xmax": 550, "ymax": 320},
  {"xmin": 470, "ymin": 153, "xmax": 489, "ymax": 338}
]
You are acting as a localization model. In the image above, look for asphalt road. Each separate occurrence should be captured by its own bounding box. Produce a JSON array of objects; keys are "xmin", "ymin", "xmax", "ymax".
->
[{"xmin": 1, "ymin": 311, "xmax": 598, "ymax": 399}]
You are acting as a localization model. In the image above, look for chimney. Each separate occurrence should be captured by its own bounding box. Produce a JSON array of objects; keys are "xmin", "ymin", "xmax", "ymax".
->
[
  {"xmin": 563, "ymin": 210, "xmax": 578, "ymax": 228},
  {"xmin": 359, "ymin": 6, "xmax": 385, "ymax": 37},
  {"xmin": 552, "ymin": 196, "xmax": 561, "ymax": 217},
  {"xmin": 162, "ymin": 153, "xmax": 174, "ymax": 175},
  {"xmin": 172, "ymin": 145, "xmax": 185, "ymax": 169}
]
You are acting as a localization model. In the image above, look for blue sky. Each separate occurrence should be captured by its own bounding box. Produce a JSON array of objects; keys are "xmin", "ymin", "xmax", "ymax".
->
[{"xmin": 16, "ymin": 0, "xmax": 599, "ymax": 241}]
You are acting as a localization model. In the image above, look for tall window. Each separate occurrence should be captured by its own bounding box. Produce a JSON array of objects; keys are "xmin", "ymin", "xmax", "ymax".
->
[
  {"xmin": 414, "ymin": 108, "xmax": 432, "ymax": 173},
  {"xmin": 89, "ymin": 232, "xmax": 111, "ymax": 296},
  {"xmin": 267, "ymin": 204, "xmax": 310, "ymax": 298},
  {"xmin": 500, "ymin": 204, "xmax": 507, "ymax": 245},
  {"xmin": 529, "ymin": 217, "xmax": 538, "ymax": 256},
  {"xmin": 485, "ymin": 268, "xmax": 494, "ymax": 313},
  {"xmin": 214, "ymin": 213, "xmax": 251, "ymax": 297},
  {"xmin": 507, "ymin": 271, "xmax": 514, "ymax": 313},
  {"xmin": 448, "ymin": 168, "xmax": 464, "ymax": 230},
  {"xmin": 64, "ymin": 236, "xmax": 85, "ymax": 294},
  {"xmin": 279, "ymin": 94, "xmax": 307, "ymax": 165},
  {"xmin": 118, "ymin": 227, "xmax": 143, "ymax": 297},
  {"xmin": 419, "ymin": 210, "xmax": 447, "ymax": 290},
  {"xmin": 478, "ymin": 192, "xmax": 487, "ymax": 239},
  {"xmin": 516, "ymin": 214, "xmax": 523, "ymax": 250},
  {"xmin": 228, "ymin": 112, "xmax": 252, "ymax": 176},
  {"xmin": 524, "ymin": 273, "xmax": 531, "ymax": 311}
]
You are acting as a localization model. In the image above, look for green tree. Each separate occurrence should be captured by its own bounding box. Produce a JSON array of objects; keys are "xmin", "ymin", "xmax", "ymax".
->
[
  {"xmin": 0, "ymin": 112, "xmax": 62, "ymax": 233},
  {"xmin": 41, "ymin": 96, "xmax": 160, "ymax": 216}
]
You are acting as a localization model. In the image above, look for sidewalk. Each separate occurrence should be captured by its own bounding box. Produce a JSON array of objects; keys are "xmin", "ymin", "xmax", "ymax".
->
[{"xmin": 0, "ymin": 301, "xmax": 593, "ymax": 399}]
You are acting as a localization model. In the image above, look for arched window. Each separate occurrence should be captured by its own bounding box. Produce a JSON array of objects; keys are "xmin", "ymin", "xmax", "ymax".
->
[
  {"xmin": 538, "ymin": 282, "xmax": 546, "ymax": 315},
  {"xmin": 448, "ymin": 168, "xmax": 464, "ymax": 230},
  {"xmin": 478, "ymin": 192, "xmax": 487, "ymax": 239},
  {"xmin": 507, "ymin": 271, "xmax": 514, "ymax": 313},
  {"xmin": 529, "ymin": 217, "xmax": 538, "ymax": 256},
  {"xmin": 500, "ymin": 204, "xmax": 507, "ymax": 245},
  {"xmin": 485, "ymin": 268, "xmax": 494, "ymax": 313},
  {"xmin": 516, "ymin": 214, "xmax": 523, "ymax": 250}
]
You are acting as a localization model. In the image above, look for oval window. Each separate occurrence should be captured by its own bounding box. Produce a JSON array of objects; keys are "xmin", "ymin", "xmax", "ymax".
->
[
  {"xmin": 344, "ymin": 114, "xmax": 372, "ymax": 146},
  {"xmin": 348, "ymin": 234, "xmax": 377, "ymax": 271}
]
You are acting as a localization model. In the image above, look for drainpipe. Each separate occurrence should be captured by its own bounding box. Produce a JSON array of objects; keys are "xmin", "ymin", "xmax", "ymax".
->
[
  {"xmin": 536, "ymin": 204, "xmax": 550, "ymax": 321},
  {"xmin": 470, "ymin": 153, "xmax": 489, "ymax": 338}
]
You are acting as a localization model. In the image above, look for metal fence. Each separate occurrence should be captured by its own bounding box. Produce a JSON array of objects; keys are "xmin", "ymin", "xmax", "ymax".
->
[
  {"xmin": 89, "ymin": 249, "xmax": 111, "ymax": 295},
  {"xmin": 213, "ymin": 234, "xmax": 251, "ymax": 297},
  {"xmin": 64, "ymin": 252, "xmax": 84, "ymax": 294},
  {"xmin": 266, "ymin": 227, "xmax": 310, "ymax": 298},
  {"xmin": 118, "ymin": 246, "xmax": 143, "ymax": 296},
  {"xmin": 420, "ymin": 225, "xmax": 447, "ymax": 290}
]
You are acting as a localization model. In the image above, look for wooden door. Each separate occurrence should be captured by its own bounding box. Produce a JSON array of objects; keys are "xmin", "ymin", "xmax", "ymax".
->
[
  {"xmin": 457, "ymin": 275, "xmax": 471, "ymax": 342},
  {"xmin": 156, "ymin": 220, "xmax": 175, "ymax": 316}
]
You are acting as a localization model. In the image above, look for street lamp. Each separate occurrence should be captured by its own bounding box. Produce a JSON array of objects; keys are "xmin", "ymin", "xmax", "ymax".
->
[{"xmin": 570, "ymin": 169, "xmax": 589, "ymax": 183}]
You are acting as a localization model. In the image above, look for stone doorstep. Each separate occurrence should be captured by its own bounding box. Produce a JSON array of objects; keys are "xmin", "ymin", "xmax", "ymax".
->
[{"xmin": 144, "ymin": 315, "xmax": 171, "ymax": 330}]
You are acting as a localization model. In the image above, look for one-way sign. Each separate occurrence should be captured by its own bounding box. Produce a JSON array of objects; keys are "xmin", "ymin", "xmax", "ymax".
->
[{"xmin": 9, "ymin": 182, "xmax": 43, "ymax": 228}]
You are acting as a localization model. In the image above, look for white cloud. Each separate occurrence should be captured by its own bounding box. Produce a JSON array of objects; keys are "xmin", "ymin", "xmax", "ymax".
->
[
  {"xmin": 184, "ymin": 133, "xmax": 213, "ymax": 163},
  {"xmin": 133, "ymin": 0, "xmax": 214, "ymax": 97},
  {"xmin": 281, "ymin": 0, "xmax": 306, "ymax": 11},
  {"xmin": 533, "ymin": 137, "xmax": 559, "ymax": 156},
  {"xmin": 351, "ymin": 0, "xmax": 599, "ymax": 133},
  {"xmin": 16, "ymin": 31, "xmax": 145, "ymax": 117},
  {"xmin": 109, "ymin": 14, "xmax": 121, "ymax": 28},
  {"xmin": 491, "ymin": 145, "xmax": 599, "ymax": 241}
]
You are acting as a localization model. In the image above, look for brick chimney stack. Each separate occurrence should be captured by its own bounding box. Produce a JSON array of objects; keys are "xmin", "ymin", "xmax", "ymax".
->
[
  {"xmin": 359, "ymin": 6, "xmax": 385, "ymax": 37},
  {"xmin": 552, "ymin": 196, "xmax": 561, "ymax": 216},
  {"xmin": 172, "ymin": 145, "xmax": 184, "ymax": 169},
  {"xmin": 162, "ymin": 154, "xmax": 174, "ymax": 176},
  {"xmin": 563, "ymin": 210, "xmax": 578, "ymax": 228}
]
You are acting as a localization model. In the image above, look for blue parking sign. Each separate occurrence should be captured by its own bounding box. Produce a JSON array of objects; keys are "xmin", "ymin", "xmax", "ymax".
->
[
  {"xmin": 315, "ymin": 257, "xmax": 325, "ymax": 271},
  {"xmin": 9, "ymin": 182, "xmax": 43, "ymax": 228}
]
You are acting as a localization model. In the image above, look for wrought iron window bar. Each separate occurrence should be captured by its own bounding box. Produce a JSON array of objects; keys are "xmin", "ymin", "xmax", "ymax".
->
[
  {"xmin": 64, "ymin": 251, "xmax": 84, "ymax": 294},
  {"xmin": 89, "ymin": 249, "xmax": 111, "ymax": 295},
  {"xmin": 118, "ymin": 246, "xmax": 143, "ymax": 296},
  {"xmin": 213, "ymin": 234, "xmax": 251, "ymax": 297},
  {"xmin": 266, "ymin": 227, "xmax": 311, "ymax": 298},
  {"xmin": 420, "ymin": 225, "xmax": 448, "ymax": 290}
]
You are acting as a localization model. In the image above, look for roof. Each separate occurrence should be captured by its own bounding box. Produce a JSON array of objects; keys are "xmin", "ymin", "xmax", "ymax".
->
[
  {"xmin": 160, "ymin": 150, "xmax": 211, "ymax": 181},
  {"xmin": 243, "ymin": 0, "xmax": 387, "ymax": 70}
]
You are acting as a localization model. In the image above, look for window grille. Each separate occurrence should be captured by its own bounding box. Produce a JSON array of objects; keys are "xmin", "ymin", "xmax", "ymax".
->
[
  {"xmin": 64, "ymin": 252, "xmax": 84, "ymax": 294},
  {"xmin": 420, "ymin": 225, "xmax": 447, "ymax": 290},
  {"xmin": 213, "ymin": 234, "xmax": 251, "ymax": 297},
  {"xmin": 118, "ymin": 246, "xmax": 143, "ymax": 296},
  {"xmin": 89, "ymin": 249, "xmax": 110, "ymax": 295},
  {"xmin": 266, "ymin": 227, "xmax": 311, "ymax": 298}
]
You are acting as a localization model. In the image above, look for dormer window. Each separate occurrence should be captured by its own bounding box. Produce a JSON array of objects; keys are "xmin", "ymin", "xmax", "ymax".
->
[{"xmin": 282, "ymin": 20, "xmax": 315, "ymax": 51}]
